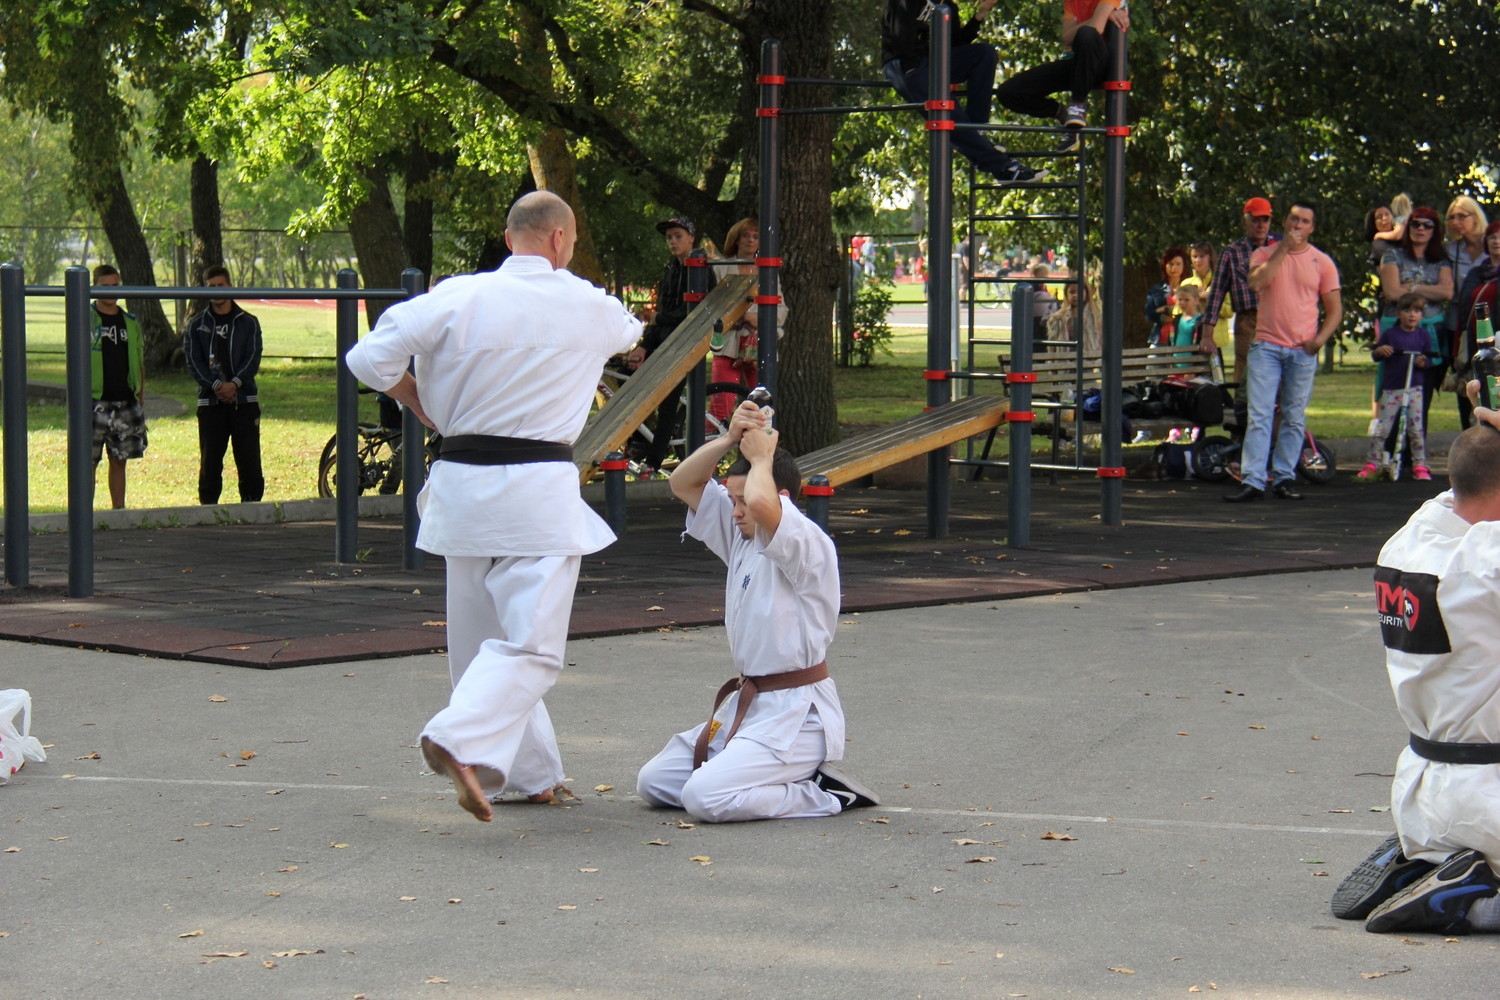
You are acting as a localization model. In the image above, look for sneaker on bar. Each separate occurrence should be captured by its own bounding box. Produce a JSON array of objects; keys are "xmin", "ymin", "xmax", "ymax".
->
[
  {"xmin": 992, "ymin": 161, "xmax": 1048, "ymax": 186},
  {"xmin": 1053, "ymin": 129, "xmax": 1081, "ymax": 154},
  {"xmin": 1062, "ymin": 102, "xmax": 1087, "ymax": 128},
  {"xmin": 1366, "ymin": 848, "xmax": 1500, "ymax": 934},
  {"xmin": 814, "ymin": 763, "xmax": 880, "ymax": 811},
  {"xmin": 1331, "ymin": 833, "xmax": 1435, "ymax": 920}
]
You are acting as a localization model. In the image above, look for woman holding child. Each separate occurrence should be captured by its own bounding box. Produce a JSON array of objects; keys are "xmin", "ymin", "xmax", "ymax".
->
[{"xmin": 1377, "ymin": 206, "xmax": 1453, "ymax": 420}]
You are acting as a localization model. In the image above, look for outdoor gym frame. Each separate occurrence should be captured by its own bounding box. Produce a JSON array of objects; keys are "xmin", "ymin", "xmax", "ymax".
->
[
  {"xmin": 0, "ymin": 263, "xmax": 426, "ymax": 596},
  {"xmin": 756, "ymin": 4, "xmax": 1127, "ymax": 537}
]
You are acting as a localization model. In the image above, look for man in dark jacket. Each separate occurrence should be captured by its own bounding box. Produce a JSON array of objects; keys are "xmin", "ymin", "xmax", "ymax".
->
[{"xmin": 184, "ymin": 265, "xmax": 265, "ymax": 504}]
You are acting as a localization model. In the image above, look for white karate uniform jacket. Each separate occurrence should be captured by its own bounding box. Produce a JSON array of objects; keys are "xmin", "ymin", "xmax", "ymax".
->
[
  {"xmin": 686, "ymin": 481, "xmax": 846, "ymax": 760},
  {"xmin": 1377, "ymin": 491, "xmax": 1500, "ymax": 864},
  {"xmin": 344, "ymin": 255, "xmax": 642, "ymax": 556}
]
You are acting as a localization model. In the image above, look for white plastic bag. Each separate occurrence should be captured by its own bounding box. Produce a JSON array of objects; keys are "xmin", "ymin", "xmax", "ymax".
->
[{"xmin": 0, "ymin": 688, "xmax": 46, "ymax": 784}]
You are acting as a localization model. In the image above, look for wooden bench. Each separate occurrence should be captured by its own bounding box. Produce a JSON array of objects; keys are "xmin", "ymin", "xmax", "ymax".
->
[
  {"xmin": 574, "ymin": 275, "xmax": 754, "ymax": 483},
  {"xmin": 796, "ymin": 395, "xmax": 1009, "ymax": 488}
]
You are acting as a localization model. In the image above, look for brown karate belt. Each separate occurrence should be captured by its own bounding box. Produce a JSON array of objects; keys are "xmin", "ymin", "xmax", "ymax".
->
[{"xmin": 691, "ymin": 661, "xmax": 828, "ymax": 769}]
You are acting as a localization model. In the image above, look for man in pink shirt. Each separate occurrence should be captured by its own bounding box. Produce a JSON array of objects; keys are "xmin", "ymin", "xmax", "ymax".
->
[{"xmin": 1225, "ymin": 200, "xmax": 1343, "ymax": 503}]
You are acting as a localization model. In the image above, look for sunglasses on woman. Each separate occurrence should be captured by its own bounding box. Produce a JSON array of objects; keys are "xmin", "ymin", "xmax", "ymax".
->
[{"xmin": 1409, "ymin": 220, "xmax": 1436, "ymax": 230}]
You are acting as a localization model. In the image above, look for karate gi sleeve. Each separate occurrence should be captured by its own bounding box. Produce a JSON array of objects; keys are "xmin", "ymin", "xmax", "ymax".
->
[
  {"xmin": 760, "ymin": 497, "xmax": 838, "ymax": 595},
  {"xmin": 345, "ymin": 300, "xmax": 423, "ymax": 393}
]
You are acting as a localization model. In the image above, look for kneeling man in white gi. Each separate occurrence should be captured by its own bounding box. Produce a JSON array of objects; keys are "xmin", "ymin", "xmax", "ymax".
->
[{"xmin": 637, "ymin": 401, "xmax": 877, "ymax": 822}]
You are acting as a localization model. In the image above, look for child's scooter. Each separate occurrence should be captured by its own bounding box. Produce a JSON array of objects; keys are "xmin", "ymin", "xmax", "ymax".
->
[{"xmin": 1377, "ymin": 351, "xmax": 1421, "ymax": 481}]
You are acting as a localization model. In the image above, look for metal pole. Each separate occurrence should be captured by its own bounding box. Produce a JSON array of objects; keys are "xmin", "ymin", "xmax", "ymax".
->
[
  {"xmin": 685, "ymin": 251, "xmax": 708, "ymax": 455},
  {"xmin": 925, "ymin": 5, "xmax": 955, "ymax": 540},
  {"xmin": 804, "ymin": 474, "xmax": 833, "ymax": 534},
  {"xmin": 1008, "ymin": 285, "xmax": 1034, "ymax": 547},
  {"xmin": 334, "ymin": 269, "xmax": 360, "ymax": 562},
  {"xmin": 1, "ymin": 263, "xmax": 28, "ymax": 586},
  {"xmin": 399, "ymin": 268, "xmax": 426, "ymax": 570},
  {"xmin": 1099, "ymin": 21, "xmax": 1129, "ymax": 525},
  {"xmin": 757, "ymin": 39, "xmax": 783, "ymax": 398},
  {"xmin": 64, "ymin": 266, "xmax": 94, "ymax": 597},
  {"xmin": 174, "ymin": 241, "xmax": 189, "ymax": 332},
  {"xmin": 602, "ymin": 452, "xmax": 628, "ymax": 535}
]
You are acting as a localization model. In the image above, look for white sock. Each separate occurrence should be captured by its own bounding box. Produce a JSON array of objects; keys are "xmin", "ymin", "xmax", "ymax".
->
[{"xmin": 1467, "ymin": 892, "xmax": 1500, "ymax": 930}]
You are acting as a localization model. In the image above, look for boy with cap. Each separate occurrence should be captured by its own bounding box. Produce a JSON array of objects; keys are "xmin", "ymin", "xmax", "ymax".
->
[{"xmin": 636, "ymin": 215, "xmax": 718, "ymax": 476}]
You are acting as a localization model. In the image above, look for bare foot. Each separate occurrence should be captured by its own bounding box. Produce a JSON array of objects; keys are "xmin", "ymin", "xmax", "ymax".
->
[
  {"xmin": 421, "ymin": 736, "xmax": 492, "ymax": 822},
  {"xmin": 525, "ymin": 784, "xmax": 580, "ymax": 805}
]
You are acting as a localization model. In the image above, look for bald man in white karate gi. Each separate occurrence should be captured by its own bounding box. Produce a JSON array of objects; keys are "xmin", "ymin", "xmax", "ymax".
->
[{"xmin": 345, "ymin": 191, "xmax": 641, "ymax": 821}]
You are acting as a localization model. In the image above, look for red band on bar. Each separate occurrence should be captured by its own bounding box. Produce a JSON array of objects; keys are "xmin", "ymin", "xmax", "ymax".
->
[
  {"xmin": 802, "ymin": 484, "xmax": 834, "ymax": 497},
  {"xmin": 1005, "ymin": 372, "xmax": 1037, "ymax": 384},
  {"xmin": 684, "ymin": 256, "xmax": 707, "ymax": 267},
  {"xmin": 756, "ymin": 107, "xmax": 780, "ymax": 118},
  {"xmin": 1006, "ymin": 411, "xmax": 1035, "ymax": 422},
  {"xmin": 1096, "ymin": 467, "xmax": 1127, "ymax": 478},
  {"xmin": 922, "ymin": 369, "xmax": 949, "ymax": 381},
  {"xmin": 600, "ymin": 459, "xmax": 630, "ymax": 472},
  {"xmin": 757, "ymin": 74, "xmax": 786, "ymax": 85},
  {"xmin": 924, "ymin": 100, "xmax": 956, "ymax": 111},
  {"xmin": 1106, "ymin": 125, "xmax": 1131, "ymax": 137},
  {"xmin": 684, "ymin": 293, "xmax": 704, "ymax": 303},
  {"xmin": 925, "ymin": 120, "xmax": 955, "ymax": 131},
  {"xmin": 754, "ymin": 295, "xmax": 782, "ymax": 305},
  {"xmin": 754, "ymin": 257, "xmax": 783, "ymax": 267},
  {"xmin": 1104, "ymin": 79, "xmax": 1131, "ymax": 91}
]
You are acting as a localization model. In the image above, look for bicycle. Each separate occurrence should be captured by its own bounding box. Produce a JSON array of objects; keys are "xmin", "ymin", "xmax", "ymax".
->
[{"xmin": 316, "ymin": 389, "xmax": 441, "ymax": 499}]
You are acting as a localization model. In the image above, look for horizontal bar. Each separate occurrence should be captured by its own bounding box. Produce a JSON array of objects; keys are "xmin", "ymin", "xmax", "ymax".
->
[
  {"xmin": 776, "ymin": 103, "xmax": 922, "ymax": 116},
  {"xmin": 21, "ymin": 285, "xmax": 412, "ymax": 301},
  {"xmin": 960, "ymin": 122, "xmax": 1110, "ymax": 135},
  {"xmin": 783, "ymin": 77, "xmax": 892, "ymax": 89},
  {"xmin": 972, "ymin": 214, "xmax": 1081, "ymax": 223},
  {"xmin": 951, "ymin": 457, "xmax": 1099, "ymax": 474}
]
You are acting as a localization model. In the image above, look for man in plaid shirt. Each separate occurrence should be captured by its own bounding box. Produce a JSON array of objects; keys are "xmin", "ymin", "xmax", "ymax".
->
[{"xmin": 1204, "ymin": 196, "xmax": 1279, "ymax": 383}]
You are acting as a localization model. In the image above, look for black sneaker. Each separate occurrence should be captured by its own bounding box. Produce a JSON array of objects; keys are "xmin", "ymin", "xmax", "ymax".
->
[
  {"xmin": 814, "ymin": 764, "xmax": 880, "ymax": 810},
  {"xmin": 992, "ymin": 161, "xmax": 1048, "ymax": 186},
  {"xmin": 1053, "ymin": 129, "xmax": 1081, "ymax": 154},
  {"xmin": 1366, "ymin": 849, "xmax": 1500, "ymax": 934},
  {"xmin": 1331, "ymin": 833, "xmax": 1435, "ymax": 920}
]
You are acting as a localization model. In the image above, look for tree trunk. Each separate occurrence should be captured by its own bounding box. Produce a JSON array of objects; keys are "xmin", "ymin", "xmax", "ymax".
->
[
  {"xmin": 403, "ymin": 141, "xmax": 437, "ymax": 286},
  {"xmin": 528, "ymin": 129, "xmax": 606, "ymax": 286},
  {"xmin": 1122, "ymin": 262, "xmax": 1152, "ymax": 348},
  {"xmin": 747, "ymin": 1, "xmax": 841, "ymax": 455},
  {"xmin": 188, "ymin": 152, "xmax": 224, "ymax": 324},
  {"xmin": 348, "ymin": 165, "xmax": 408, "ymax": 328},
  {"xmin": 90, "ymin": 164, "xmax": 176, "ymax": 370}
]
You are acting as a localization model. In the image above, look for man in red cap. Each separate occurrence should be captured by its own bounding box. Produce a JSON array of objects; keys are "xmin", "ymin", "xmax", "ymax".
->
[{"xmin": 1204, "ymin": 196, "xmax": 1279, "ymax": 383}]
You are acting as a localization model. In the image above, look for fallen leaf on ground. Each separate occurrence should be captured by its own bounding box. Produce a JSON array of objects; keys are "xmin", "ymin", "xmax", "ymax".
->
[
  {"xmin": 74, "ymin": 752, "xmax": 100, "ymax": 760},
  {"xmin": 1248, "ymin": 724, "xmax": 1266, "ymax": 730},
  {"xmin": 645, "ymin": 605, "xmax": 665, "ymax": 612},
  {"xmin": 240, "ymin": 750, "xmax": 256, "ymax": 760},
  {"xmin": 178, "ymin": 929, "xmax": 205, "ymax": 938},
  {"xmin": 270, "ymin": 949, "xmax": 322, "ymax": 957},
  {"xmin": 422, "ymin": 621, "xmax": 445, "ymax": 627},
  {"xmin": 690, "ymin": 855, "xmax": 712, "ymax": 865},
  {"xmin": 262, "ymin": 961, "xmax": 276, "ymax": 968},
  {"xmin": 424, "ymin": 977, "xmax": 448, "ymax": 984},
  {"xmin": 870, "ymin": 817, "xmax": 890, "ymax": 824},
  {"xmin": 208, "ymin": 695, "xmax": 227, "ymax": 702},
  {"xmin": 953, "ymin": 838, "xmax": 982, "ymax": 846},
  {"xmin": 203, "ymin": 951, "xmax": 248, "ymax": 958},
  {"xmin": 643, "ymin": 839, "xmax": 669, "ymax": 847},
  {"xmin": 265, "ymin": 891, "xmax": 280, "ymax": 897},
  {"xmin": 278, "ymin": 865, "xmax": 298, "ymax": 872},
  {"xmin": 226, "ymin": 645, "xmax": 250, "ymax": 651},
  {"xmin": 676, "ymin": 820, "xmax": 695, "ymax": 829},
  {"xmin": 1108, "ymin": 967, "xmax": 1135, "ymax": 974},
  {"xmin": 1040, "ymin": 831, "xmax": 1077, "ymax": 841},
  {"xmin": 594, "ymin": 784, "xmax": 613, "ymax": 793},
  {"xmin": 1361, "ymin": 966, "xmax": 1411, "ymax": 980},
  {"xmin": 558, "ymin": 905, "xmax": 577, "ymax": 910},
  {"xmin": 932, "ymin": 886, "xmax": 944, "ymax": 893},
  {"xmin": 447, "ymin": 898, "xmax": 461, "ymax": 904},
  {"xmin": 399, "ymin": 896, "xmax": 417, "ymax": 901},
  {"xmin": 966, "ymin": 856, "xmax": 997, "ymax": 864},
  {"xmin": 578, "ymin": 868, "xmax": 598, "ymax": 873},
  {"xmin": 330, "ymin": 843, "xmax": 350, "ymax": 849}
]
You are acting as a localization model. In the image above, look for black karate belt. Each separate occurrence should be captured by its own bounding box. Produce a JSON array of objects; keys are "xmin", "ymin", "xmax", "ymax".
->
[
  {"xmin": 691, "ymin": 662, "xmax": 829, "ymax": 770},
  {"xmin": 439, "ymin": 435, "xmax": 574, "ymax": 465},
  {"xmin": 1409, "ymin": 733, "xmax": 1500, "ymax": 765}
]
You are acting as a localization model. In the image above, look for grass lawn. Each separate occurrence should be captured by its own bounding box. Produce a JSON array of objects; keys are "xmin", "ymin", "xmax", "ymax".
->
[{"xmin": 2, "ymin": 302, "xmax": 1460, "ymax": 511}]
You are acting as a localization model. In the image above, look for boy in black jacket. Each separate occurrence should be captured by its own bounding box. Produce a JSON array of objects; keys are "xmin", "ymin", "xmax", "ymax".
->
[{"xmin": 183, "ymin": 266, "xmax": 265, "ymax": 504}]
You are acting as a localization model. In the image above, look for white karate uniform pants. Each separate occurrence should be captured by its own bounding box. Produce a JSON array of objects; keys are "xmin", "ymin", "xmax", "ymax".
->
[
  {"xmin": 422, "ymin": 554, "xmax": 579, "ymax": 798},
  {"xmin": 636, "ymin": 708, "xmax": 841, "ymax": 822}
]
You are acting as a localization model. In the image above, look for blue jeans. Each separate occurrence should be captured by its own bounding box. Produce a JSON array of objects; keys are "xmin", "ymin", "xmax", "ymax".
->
[
  {"xmin": 883, "ymin": 48, "xmax": 1013, "ymax": 177},
  {"xmin": 1240, "ymin": 341, "xmax": 1317, "ymax": 491}
]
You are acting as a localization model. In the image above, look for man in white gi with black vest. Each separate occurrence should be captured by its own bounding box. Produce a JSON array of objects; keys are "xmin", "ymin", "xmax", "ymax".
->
[
  {"xmin": 345, "ymin": 191, "xmax": 641, "ymax": 822},
  {"xmin": 636, "ymin": 400, "xmax": 878, "ymax": 821},
  {"xmin": 1333, "ymin": 418, "xmax": 1500, "ymax": 933}
]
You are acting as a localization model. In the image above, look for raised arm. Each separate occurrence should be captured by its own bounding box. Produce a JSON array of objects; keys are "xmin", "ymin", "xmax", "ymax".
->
[{"xmin": 669, "ymin": 401, "xmax": 762, "ymax": 512}]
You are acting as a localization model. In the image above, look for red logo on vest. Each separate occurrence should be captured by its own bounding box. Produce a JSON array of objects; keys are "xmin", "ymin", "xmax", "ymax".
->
[{"xmin": 1376, "ymin": 579, "xmax": 1419, "ymax": 631}]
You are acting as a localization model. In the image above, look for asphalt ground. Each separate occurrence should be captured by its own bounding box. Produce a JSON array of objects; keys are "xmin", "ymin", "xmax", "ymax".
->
[{"xmin": 4, "ymin": 567, "xmax": 1493, "ymax": 1000}]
